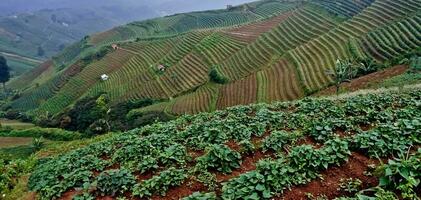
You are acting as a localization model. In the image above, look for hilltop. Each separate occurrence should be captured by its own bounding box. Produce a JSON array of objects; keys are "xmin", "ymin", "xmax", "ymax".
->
[{"xmin": 5, "ymin": 0, "xmax": 421, "ymax": 130}]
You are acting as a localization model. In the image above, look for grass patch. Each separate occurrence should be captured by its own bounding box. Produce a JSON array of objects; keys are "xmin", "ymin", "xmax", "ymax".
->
[
  {"xmin": 0, "ymin": 145, "xmax": 35, "ymax": 160},
  {"xmin": 374, "ymin": 73, "xmax": 421, "ymax": 89},
  {"xmin": 0, "ymin": 119, "xmax": 35, "ymax": 130},
  {"xmin": 0, "ymin": 127, "xmax": 83, "ymax": 141}
]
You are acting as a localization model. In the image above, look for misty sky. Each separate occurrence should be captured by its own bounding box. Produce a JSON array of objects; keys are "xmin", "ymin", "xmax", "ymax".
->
[{"xmin": 0, "ymin": 0, "xmax": 256, "ymax": 17}]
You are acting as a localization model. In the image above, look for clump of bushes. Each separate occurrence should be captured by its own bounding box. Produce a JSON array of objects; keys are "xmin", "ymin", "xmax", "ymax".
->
[
  {"xmin": 209, "ymin": 67, "xmax": 228, "ymax": 84},
  {"xmin": 127, "ymin": 110, "xmax": 174, "ymax": 128}
]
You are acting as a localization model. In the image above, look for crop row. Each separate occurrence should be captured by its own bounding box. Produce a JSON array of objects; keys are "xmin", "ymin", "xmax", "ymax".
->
[
  {"xmin": 34, "ymin": 50, "xmax": 133, "ymax": 114},
  {"xmin": 311, "ymin": 0, "xmax": 375, "ymax": 18},
  {"xmin": 290, "ymin": 0, "xmax": 420, "ymax": 92},
  {"xmin": 362, "ymin": 13, "xmax": 421, "ymax": 61},
  {"xmin": 195, "ymin": 32, "xmax": 247, "ymax": 66},
  {"xmin": 28, "ymin": 88, "xmax": 421, "ymax": 199},
  {"xmin": 160, "ymin": 53, "xmax": 210, "ymax": 96},
  {"xmin": 169, "ymin": 84, "xmax": 219, "ymax": 115},
  {"xmin": 88, "ymin": 0, "xmax": 299, "ymax": 47},
  {"xmin": 217, "ymin": 6, "xmax": 337, "ymax": 81}
]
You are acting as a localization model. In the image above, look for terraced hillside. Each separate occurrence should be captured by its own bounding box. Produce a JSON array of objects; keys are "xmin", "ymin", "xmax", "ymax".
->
[
  {"xmin": 27, "ymin": 87, "xmax": 421, "ymax": 199},
  {"xmin": 9, "ymin": 0, "xmax": 421, "ymax": 117}
]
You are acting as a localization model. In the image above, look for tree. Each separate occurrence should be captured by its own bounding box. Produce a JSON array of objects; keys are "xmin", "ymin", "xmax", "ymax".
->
[
  {"xmin": 0, "ymin": 56, "xmax": 10, "ymax": 91},
  {"xmin": 326, "ymin": 59, "xmax": 359, "ymax": 95},
  {"xmin": 37, "ymin": 46, "xmax": 45, "ymax": 57}
]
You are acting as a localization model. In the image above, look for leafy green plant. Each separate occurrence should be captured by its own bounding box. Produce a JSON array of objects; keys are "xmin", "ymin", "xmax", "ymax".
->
[
  {"xmin": 73, "ymin": 193, "xmax": 95, "ymax": 200},
  {"xmin": 95, "ymin": 169, "xmax": 136, "ymax": 196},
  {"xmin": 376, "ymin": 148, "xmax": 420, "ymax": 199},
  {"xmin": 196, "ymin": 144, "xmax": 241, "ymax": 174},
  {"xmin": 325, "ymin": 59, "xmax": 359, "ymax": 94},
  {"xmin": 32, "ymin": 137, "xmax": 44, "ymax": 151},
  {"xmin": 182, "ymin": 192, "xmax": 217, "ymax": 200},
  {"xmin": 209, "ymin": 67, "xmax": 228, "ymax": 84},
  {"xmin": 132, "ymin": 168, "xmax": 187, "ymax": 198},
  {"xmin": 262, "ymin": 130, "xmax": 300, "ymax": 152},
  {"xmin": 338, "ymin": 178, "xmax": 362, "ymax": 193}
]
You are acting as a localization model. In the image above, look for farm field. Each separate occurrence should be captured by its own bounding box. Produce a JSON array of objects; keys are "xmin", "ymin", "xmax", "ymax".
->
[
  {"xmin": 8, "ymin": 0, "xmax": 421, "ymax": 117},
  {"xmin": 25, "ymin": 86, "xmax": 421, "ymax": 199},
  {"xmin": 0, "ymin": 119, "xmax": 35, "ymax": 130},
  {"xmin": 0, "ymin": 137, "xmax": 32, "ymax": 148},
  {"xmin": 1, "ymin": 1, "xmax": 421, "ymax": 199}
]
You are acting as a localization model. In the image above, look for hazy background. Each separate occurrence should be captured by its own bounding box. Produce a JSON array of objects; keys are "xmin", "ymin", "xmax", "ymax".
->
[
  {"xmin": 0, "ymin": 0, "xmax": 255, "ymax": 75},
  {"xmin": 0, "ymin": 0, "xmax": 255, "ymax": 17}
]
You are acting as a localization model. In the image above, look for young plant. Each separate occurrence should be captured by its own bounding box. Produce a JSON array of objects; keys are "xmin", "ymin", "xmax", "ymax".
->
[
  {"xmin": 325, "ymin": 59, "xmax": 359, "ymax": 95},
  {"xmin": 196, "ymin": 144, "xmax": 241, "ymax": 174},
  {"xmin": 95, "ymin": 169, "xmax": 136, "ymax": 197},
  {"xmin": 338, "ymin": 178, "xmax": 362, "ymax": 193}
]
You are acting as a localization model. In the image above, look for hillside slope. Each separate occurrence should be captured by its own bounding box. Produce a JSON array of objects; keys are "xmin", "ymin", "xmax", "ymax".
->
[
  {"xmin": 9, "ymin": 0, "xmax": 421, "ymax": 117},
  {"xmin": 27, "ymin": 85, "xmax": 421, "ymax": 199}
]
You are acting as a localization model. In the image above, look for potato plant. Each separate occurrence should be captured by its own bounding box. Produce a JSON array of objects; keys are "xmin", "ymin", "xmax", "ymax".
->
[{"xmin": 26, "ymin": 89, "xmax": 421, "ymax": 199}]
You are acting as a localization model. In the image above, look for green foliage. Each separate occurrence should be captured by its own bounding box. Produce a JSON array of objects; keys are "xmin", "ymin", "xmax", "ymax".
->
[
  {"xmin": 32, "ymin": 137, "xmax": 44, "ymax": 151},
  {"xmin": 0, "ymin": 127, "xmax": 83, "ymax": 141},
  {"xmin": 209, "ymin": 67, "xmax": 228, "ymax": 84},
  {"xmin": 376, "ymin": 148, "xmax": 421, "ymax": 199},
  {"xmin": 0, "ymin": 56, "xmax": 10, "ymax": 87},
  {"xmin": 338, "ymin": 178, "xmax": 362, "ymax": 193},
  {"xmin": 409, "ymin": 56, "xmax": 421, "ymax": 73},
  {"xmin": 182, "ymin": 192, "xmax": 217, "ymax": 200},
  {"xmin": 73, "ymin": 193, "xmax": 95, "ymax": 200},
  {"xmin": 132, "ymin": 168, "xmax": 187, "ymax": 198},
  {"xmin": 262, "ymin": 131, "xmax": 300, "ymax": 153},
  {"xmin": 95, "ymin": 169, "xmax": 136, "ymax": 196},
  {"xmin": 26, "ymin": 89, "xmax": 421, "ymax": 199},
  {"xmin": 0, "ymin": 157, "xmax": 37, "ymax": 198},
  {"xmin": 58, "ymin": 94, "xmax": 109, "ymax": 133},
  {"xmin": 353, "ymin": 119, "xmax": 420, "ymax": 157},
  {"xmin": 326, "ymin": 59, "xmax": 359, "ymax": 94},
  {"xmin": 197, "ymin": 144, "xmax": 241, "ymax": 174}
]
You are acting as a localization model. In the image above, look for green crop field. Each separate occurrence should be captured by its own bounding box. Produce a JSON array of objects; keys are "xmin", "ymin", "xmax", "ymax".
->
[
  {"xmin": 2, "ymin": 0, "xmax": 421, "ymax": 199},
  {"xmin": 25, "ymin": 86, "xmax": 421, "ymax": 199},
  {"xmin": 9, "ymin": 0, "xmax": 420, "ymax": 118}
]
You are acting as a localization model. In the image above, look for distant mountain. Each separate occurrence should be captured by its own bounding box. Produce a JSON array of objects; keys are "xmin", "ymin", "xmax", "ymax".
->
[{"xmin": 0, "ymin": 0, "xmax": 254, "ymax": 76}]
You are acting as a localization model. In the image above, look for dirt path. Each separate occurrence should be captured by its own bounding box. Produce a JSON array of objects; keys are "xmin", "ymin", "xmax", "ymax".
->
[
  {"xmin": 316, "ymin": 65, "xmax": 408, "ymax": 96},
  {"xmin": 0, "ymin": 51, "xmax": 44, "ymax": 64}
]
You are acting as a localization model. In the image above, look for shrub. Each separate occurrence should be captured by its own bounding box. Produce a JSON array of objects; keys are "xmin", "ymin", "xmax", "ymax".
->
[
  {"xmin": 95, "ymin": 169, "xmax": 136, "ymax": 196},
  {"xmin": 87, "ymin": 119, "xmax": 110, "ymax": 136},
  {"xmin": 196, "ymin": 144, "xmax": 241, "ymax": 174},
  {"xmin": 132, "ymin": 168, "xmax": 187, "ymax": 198},
  {"xmin": 209, "ymin": 67, "xmax": 228, "ymax": 84}
]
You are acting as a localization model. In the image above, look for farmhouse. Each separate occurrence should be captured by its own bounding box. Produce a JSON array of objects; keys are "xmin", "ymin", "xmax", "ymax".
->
[{"xmin": 100, "ymin": 74, "xmax": 109, "ymax": 81}]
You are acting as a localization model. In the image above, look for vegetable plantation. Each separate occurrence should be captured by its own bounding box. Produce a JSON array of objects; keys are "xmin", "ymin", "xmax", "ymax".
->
[{"xmin": 27, "ymin": 88, "xmax": 421, "ymax": 199}]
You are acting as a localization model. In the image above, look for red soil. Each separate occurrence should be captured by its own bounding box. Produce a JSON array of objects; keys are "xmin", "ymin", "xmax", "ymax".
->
[
  {"xmin": 279, "ymin": 152, "xmax": 379, "ymax": 200},
  {"xmin": 151, "ymin": 180, "xmax": 206, "ymax": 200},
  {"xmin": 317, "ymin": 65, "xmax": 408, "ymax": 96},
  {"xmin": 296, "ymin": 136, "xmax": 323, "ymax": 149},
  {"xmin": 59, "ymin": 189, "xmax": 82, "ymax": 200},
  {"xmin": 216, "ymin": 151, "xmax": 268, "ymax": 182},
  {"xmin": 225, "ymin": 140, "xmax": 242, "ymax": 151}
]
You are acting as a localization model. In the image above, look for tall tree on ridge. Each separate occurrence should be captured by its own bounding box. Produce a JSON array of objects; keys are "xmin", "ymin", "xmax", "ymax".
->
[{"xmin": 0, "ymin": 55, "xmax": 11, "ymax": 92}]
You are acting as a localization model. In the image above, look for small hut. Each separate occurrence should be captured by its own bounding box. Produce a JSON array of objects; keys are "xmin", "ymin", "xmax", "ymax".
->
[
  {"xmin": 157, "ymin": 64, "xmax": 166, "ymax": 72},
  {"xmin": 111, "ymin": 44, "xmax": 118, "ymax": 50},
  {"xmin": 100, "ymin": 74, "xmax": 109, "ymax": 81}
]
